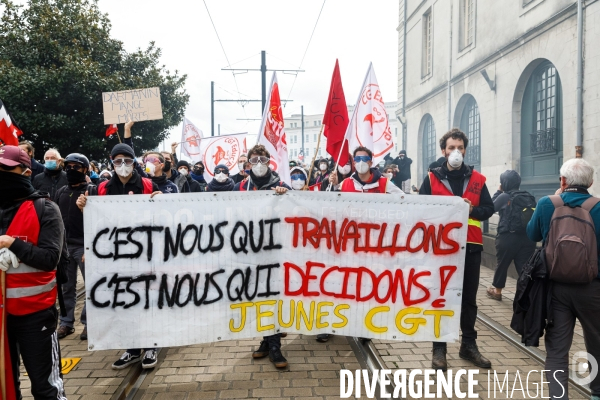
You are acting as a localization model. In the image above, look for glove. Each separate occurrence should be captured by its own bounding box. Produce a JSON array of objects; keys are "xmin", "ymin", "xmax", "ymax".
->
[{"xmin": 0, "ymin": 248, "xmax": 19, "ymax": 271}]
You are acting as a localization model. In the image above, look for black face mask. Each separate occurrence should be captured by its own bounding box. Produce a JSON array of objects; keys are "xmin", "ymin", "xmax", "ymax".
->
[
  {"xmin": 66, "ymin": 169, "xmax": 87, "ymax": 185},
  {"xmin": 0, "ymin": 171, "xmax": 36, "ymax": 206},
  {"xmin": 193, "ymin": 167, "xmax": 204, "ymax": 175},
  {"xmin": 164, "ymin": 161, "xmax": 172, "ymax": 171}
]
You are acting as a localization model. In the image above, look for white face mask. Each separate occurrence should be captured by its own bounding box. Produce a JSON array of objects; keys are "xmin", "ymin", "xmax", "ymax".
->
[
  {"xmin": 215, "ymin": 172, "xmax": 228, "ymax": 182},
  {"xmin": 355, "ymin": 161, "xmax": 370, "ymax": 174},
  {"xmin": 238, "ymin": 162, "xmax": 245, "ymax": 171},
  {"xmin": 319, "ymin": 164, "xmax": 327, "ymax": 171},
  {"xmin": 252, "ymin": 163, "xmax": 268, "ymax": 177},
  {"xmin": 447, "ymin": 149, "xmax": 464, "ymax": 168},
  {"xmin": 384, "ymin": 173, "xmax": 393, "ymax": 179},
  {"xmin": 338, "ymin": 164, "xmax": 351, "ymax": 175},
  {"xmin": 291, "ymin": 180, "xmax": 305, "ymax": 190},
  {"xmin": 179, "ymin": 168, "xmax": 188, "ymax": 176},
  {"xmin": 145, "ymin": 163, "xmax": 156, "ymax": 177},
  {"xmin": 116, "ymin": 164, "xmax": 133, "ymax": 178}
]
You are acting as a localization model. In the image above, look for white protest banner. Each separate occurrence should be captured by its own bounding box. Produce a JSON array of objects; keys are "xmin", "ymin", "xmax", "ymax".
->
[
  {"xmin": 84, "ymin": 192, "xmax": 468, "ymax": 351},
  {"xmin": 345, "ymin": 63, "xmax": 394, "ymax": 164},
  {"xmin": 181, "ymin": 118, "xmax": 203, "ymax": 163},
  {"xmin": 198, "ymin": 133, "xmax": 247, "ymax": 182},
  {"xmin": 102, "ymin": 87, "xmax": 163, "ymax": 125},
  {"xmin": 257, "ymin": 72, "xmax": 291, "ymax": 186}
]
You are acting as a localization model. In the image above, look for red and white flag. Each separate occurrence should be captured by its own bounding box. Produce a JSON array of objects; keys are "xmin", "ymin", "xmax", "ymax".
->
[
  {"xmin": 105, "ymin": 124, "xmax": 118, "ymax": 137},
  {"xmin": 257, "ymin": 73, "xmax": 291, "ymax": 186},
  {"xmin": 0, "ymin": 99, "xmax": 23, "ymax": 146},
  {"xmin": 323, "ymin": 60, "xmax": 349, "ymax": 166},
  {"xmin": 181, "ymin": 117, "xmax": 203, "ymax": 163},
  {"xmin": 345, "ymin": 63, "xmax": 393, "ymax": 165},
  {"xmin": 198, "ymin": 133, "xmax": 247, "ymax": 183}
]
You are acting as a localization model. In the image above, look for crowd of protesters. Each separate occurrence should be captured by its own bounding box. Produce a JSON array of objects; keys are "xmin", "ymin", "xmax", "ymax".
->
[{"xmin": 2, "ymin": 121, "xmax": 599, "ymax": 400}]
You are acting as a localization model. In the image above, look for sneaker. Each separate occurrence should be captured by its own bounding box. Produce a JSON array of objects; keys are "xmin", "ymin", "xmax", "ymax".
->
[
  {"xmin": 112, "ymin": 351, "xmax": 141, "ymax": 370},
  {"xmin": 269, "ymin": 346, "xmax": 288, "ymax": 368},
  {"xmin": 252, "ymin": 340, "xmax": 269, "ymax": 359},
  {"xmin": 486, "ymin": 286, "xmax": 502, "ymax": 301},
  {"xmin": 57, "ymin": 326, "xmax": 75, "ymax": 339},
  {"xmin": 142, "ymin": 350, "xmax": 158, "ymax": 369},
  {"xmin": 80, "ymin": 326, "xmax": 88, "ymax": 341},
  {"xmin": 316, "ymin": 334, "xmax": 331, "ymax": 342}
]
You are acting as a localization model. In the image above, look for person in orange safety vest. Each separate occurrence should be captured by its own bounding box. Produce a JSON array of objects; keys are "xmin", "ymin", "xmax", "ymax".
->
[{"xmin": 418, "ymin": 128, "xmax": 495, "ymax": 372}]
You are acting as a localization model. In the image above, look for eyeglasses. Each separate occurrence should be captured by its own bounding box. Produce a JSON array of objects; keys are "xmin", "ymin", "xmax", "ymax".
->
[
  {"xmin": 65, "ymin": 164, "xmax": 84, "ymax": 171},
  {"xmin": 249, "ymin": 156, "xmax": 269, "ymax": 165},
  {"xmin": 112, "ymin": 158, "xmax": 134, "ymax": 167},
  {"xmin": 214, "ymin": 168, "xmax": 228, "ymax": 174},
  {"xmin": 291, "ymin": 174, "xmax": 305, "ymax": 181},
  {"xmin": 145, "ymin": 156, "xmax": 160, "ymax": 164},
  {"xmin": 354, "ymin": 156, "xmax": 372, "ymax": 163}
]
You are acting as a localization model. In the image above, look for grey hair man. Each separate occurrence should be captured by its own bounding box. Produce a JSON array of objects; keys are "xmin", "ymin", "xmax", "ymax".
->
[{"xmin": 527, "ymin": 158, "xmax": 600, "ymax": 400}]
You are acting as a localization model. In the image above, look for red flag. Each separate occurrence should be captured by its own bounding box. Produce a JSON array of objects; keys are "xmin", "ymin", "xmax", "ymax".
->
[
  {"xmin": 308, "ymin": 182, "xmax": 321, "ymax": 192},
  {"xmin": 0, "ymin": 99, "xmax": 23, "ymax": 146},
  {"xmin": 323, "ymin": 60, "xmax": 349, "ymax": 166},
  {"xmin": 105, "ymin": 124, "xmax": 118, "ymax": 137}
]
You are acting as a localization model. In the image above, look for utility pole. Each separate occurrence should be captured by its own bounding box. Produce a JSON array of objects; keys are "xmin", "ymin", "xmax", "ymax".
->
[
  {"xmin": 222, "ymin": 50, "xmax": 304, "ymax": 115},
  {"xmin": 211, "ymin": 81, "xmax": 215, "ymax": 136},
  {"xmin": 301, "ymin": 105, "xmax": 305, "ymax": 158}
]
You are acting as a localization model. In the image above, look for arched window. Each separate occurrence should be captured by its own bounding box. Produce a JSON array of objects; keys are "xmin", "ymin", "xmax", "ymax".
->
[
  {"xmin": 460, "ymin": 96, "xmax": 481, "ymax": 171},
  {"xmin": 422, "ymin": 115, "xmax": 437, "ymax": 177}
]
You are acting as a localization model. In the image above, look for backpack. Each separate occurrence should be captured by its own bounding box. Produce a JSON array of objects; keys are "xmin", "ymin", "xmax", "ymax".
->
[
  {"xmin": 545, "ymin": 195, "xmax": 600, "ymax": 284},
  {"xmin": 505, "ymin": 190, "xmax": 537, "ymax": 233},
  {"xmin": 33, "ymin": 198, "xmax": 70, "ymax": 317}
]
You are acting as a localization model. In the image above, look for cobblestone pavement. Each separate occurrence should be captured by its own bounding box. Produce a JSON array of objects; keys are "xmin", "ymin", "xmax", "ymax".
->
[{"xmin": 17, "ymin": 266, "xmax": 591, "ymax": 399}]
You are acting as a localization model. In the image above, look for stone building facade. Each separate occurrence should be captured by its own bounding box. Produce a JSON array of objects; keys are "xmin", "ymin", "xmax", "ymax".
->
[{"xmin": 397, "ymin": 0, "xmax": 600, "ymax": 197}]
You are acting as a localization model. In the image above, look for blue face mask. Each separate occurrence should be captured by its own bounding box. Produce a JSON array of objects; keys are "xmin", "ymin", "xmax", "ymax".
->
[
  {"xmin": 90, "ymin": 171, "xmax": 99, "ymax": 179},
  {"xmin": 45, "ymin": 160, "xmax": 58, "ymax": 170}
]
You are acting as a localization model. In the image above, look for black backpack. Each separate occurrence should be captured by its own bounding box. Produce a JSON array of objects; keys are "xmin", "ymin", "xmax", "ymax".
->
[{"xmin": 505, "ymin": 190, "xmax": 537, "ymax": 233}]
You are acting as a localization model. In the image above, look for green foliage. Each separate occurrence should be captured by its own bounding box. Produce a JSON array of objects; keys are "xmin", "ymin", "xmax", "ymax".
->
[{"xmin": 0, "ymin": 0, "xmax": 189, "ymax": 160}]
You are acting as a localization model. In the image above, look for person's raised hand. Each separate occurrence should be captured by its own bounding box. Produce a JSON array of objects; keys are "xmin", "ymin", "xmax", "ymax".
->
[{"xmin": 76, "ymin": 191, "xmax": 88, "ymax": 211}]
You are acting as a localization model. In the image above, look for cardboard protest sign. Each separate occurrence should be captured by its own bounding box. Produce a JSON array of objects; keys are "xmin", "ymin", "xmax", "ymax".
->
[
  {"xmin": 102, "ymin": 87, "xmax": 163, "ymax": 125},
  {"xmin": 84, "ymin": 192, "xmax": 468, "ymax": 350}
]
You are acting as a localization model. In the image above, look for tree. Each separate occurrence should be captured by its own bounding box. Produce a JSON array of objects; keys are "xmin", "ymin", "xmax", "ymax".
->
[{"xmin": 0, "ymin": 0, "xmax": 189, "ymax": 160}]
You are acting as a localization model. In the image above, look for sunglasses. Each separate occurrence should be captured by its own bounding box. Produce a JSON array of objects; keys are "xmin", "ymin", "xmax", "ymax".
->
[
  {"xmin": 354, "ymin": 156, "xmax": 372, "ymax": 163},
  {"xmin": 291, "ymin": 174, "xmax": 305, "ymax": 181},
  {"xmin": 249, "ymin": 156, "xmax": 269, "ymax": 165},
  {"xmin": 214, "ymin": 169, "xmax": 228, "ymax": 174},
  {"xmin": 112, "ymin": 158, "xmax": 135, "ymax": 167},
  {"xmin": 145, "ymin": 156, "xmax": 161, "ymax": 164},
  {"xmin": 65, "ymin": 164, "xmax": 84, "ymax": 171}
]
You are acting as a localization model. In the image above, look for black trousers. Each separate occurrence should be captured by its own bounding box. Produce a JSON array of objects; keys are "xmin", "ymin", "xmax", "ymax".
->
[
  {"xmin": 544, "ymin": 280, "xmax": 600, "ymax": 399},
  {"xmin": 493, "ymin": 232, "xmax": 536, "ymax": 288},
  {"xmin": 434, "ymin": 251, "xmax": 481, "ymax": 348},
  {"xmin": 7, "ymin": 306, "xmax": 67, "ymax": 400},
  {"xmin": 263, "ymin": 334, "xmax": 281, "ymax": 348}
]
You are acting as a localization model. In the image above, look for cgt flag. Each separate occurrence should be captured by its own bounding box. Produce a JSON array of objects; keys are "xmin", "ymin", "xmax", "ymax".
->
[
  {"xmin": 257, "ymin": 72, "xmax": 291, "ymax": 186},
  {"xmin": 345, "ymin": 63, "xmax": 394, "ymax": 165},
  {"xmin": 298, "ymin": 149, "xmax": 304, "ymax": 162},
  {"xmin": 0, "ymin": 99, "xmax": 23, "ymax": 146},
  {"xmin": 105, "ymin": 124, "xmax": 118, "ymax": 137},
  {"xmin": 198, "ymin": 133, "xmax": 247, "ymax": 183},
  {"xmin": 323, "ymin": 60, "xmax": 349, "ymax": 166},
  {"xmin": 181, "ymin": 118, "xmax": 203, "ymax": 163}
]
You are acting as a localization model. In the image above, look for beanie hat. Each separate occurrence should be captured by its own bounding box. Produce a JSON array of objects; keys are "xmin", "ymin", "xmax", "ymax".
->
[
  {"xmin": 214, "ymin": 163, "xmax": 229, "ymax": 174},
  {"xmin": 177, "ymin": 160, "xmax": 190, "ymax": 170},
  {"xmin": 111, "ymin": 143, "xmax": 135, "ymax": 160}
]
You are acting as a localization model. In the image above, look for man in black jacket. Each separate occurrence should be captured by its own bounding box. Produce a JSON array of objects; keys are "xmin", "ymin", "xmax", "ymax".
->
[
  {"xmin": 419, "ymin": 129, "xmax": 495, "ymax": 371},
  {"xmin": 391, "ymin": 150, "xmax": 412, "ymax": 193},
  {"xmin": 55, "ymin": 153, "xmax": 95, "ymax": 341},
  {"xmin": 32, "ymin": 148, "xmax": 68, "ymax": 200},
  {"xmin": 0, "ymin": 145, "xmax": 67, "ymax": 399},
  {"xmin": 231, "ymin": 154, "xmax": 248, "ymax": 184}
]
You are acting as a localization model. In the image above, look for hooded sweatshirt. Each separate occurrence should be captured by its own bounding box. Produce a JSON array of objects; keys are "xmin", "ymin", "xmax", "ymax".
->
[
  {"xmin": 492, "ymin": 170, "xmax": 529, "ymax": 235},
  {"xmin": 290, "ymin": 166, "xmax": 308, "ymax": 190}
]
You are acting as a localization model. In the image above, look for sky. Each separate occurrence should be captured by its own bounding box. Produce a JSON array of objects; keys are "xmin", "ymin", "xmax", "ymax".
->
[{"xmin": 15, "ymin": 0, "xmax": 400, "ymax": 150}]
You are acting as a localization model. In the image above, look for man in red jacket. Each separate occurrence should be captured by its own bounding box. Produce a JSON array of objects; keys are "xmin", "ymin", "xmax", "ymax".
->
[{"xmin": 0, "ymin": 145, "xmax": 67, "ymax": 400}]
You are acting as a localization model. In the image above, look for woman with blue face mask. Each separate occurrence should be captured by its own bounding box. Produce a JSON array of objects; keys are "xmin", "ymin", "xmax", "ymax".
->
[{"xmin": 32, "ymin": 148, "xmax": 68, "ymax": 201}]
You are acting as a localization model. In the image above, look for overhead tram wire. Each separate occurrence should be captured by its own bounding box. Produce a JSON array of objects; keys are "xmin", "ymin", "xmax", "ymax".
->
[
  {"xmin": 283, "ymin": 0, "xmax": 326, "ymax": 108},
  {"xmin": 203, "ymin": 0, "xmax": 249, "ymax": 120}
]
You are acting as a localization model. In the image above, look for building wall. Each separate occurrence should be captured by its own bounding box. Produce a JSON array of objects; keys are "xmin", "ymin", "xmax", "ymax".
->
[{"xmin": 398, "ymin": 0, "xmax": 600, "ymax": 194}]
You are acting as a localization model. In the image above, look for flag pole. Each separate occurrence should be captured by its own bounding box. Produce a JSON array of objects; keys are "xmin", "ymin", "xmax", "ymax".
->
[
  {"xmin": 115, "ymin": 131, "xmax": 122, "ymax": 144},
  {"xmin": 1, "ymin": 270, "xmax": 7, "ymax": 400},
  {"xmin": 305, "ymin": 125, "xmax": 324, "ymax": 190},
  {"xmin": 325, "ymin": 132, "xmax": 350, "ymax": 192}
]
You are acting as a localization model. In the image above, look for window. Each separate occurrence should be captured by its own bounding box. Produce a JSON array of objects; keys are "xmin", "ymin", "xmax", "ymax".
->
[
  {"xmin": 460, "ymin": 0, "xmax": 475, "ymax": 50},
  {"xmin": 422, "ymin": 9, "xmax": 433, "ymax": 77},
  {"xmin": 306, "ymin": 134, "xmax": 309, "ymax": 143},
  {"xmin": 531, "ymin": 63, "xmax": 560, "ymax": 154},
  {"xmin": 460, "ymin": 96, "xmax": 481, "ymax": 170},
  {"xmin": 421, "ymin": 115, "xmax": 437, "ymax": 178},
  {"xmin": 313, "ymin": 134, "xmax": 317, "ymax": 142},
  {"xmin": 319, "ymin": 148, "xmax": 322, "ymax": 156}
]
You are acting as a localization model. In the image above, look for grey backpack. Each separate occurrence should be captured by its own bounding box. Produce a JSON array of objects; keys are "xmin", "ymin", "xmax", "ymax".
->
[{"xmin": 545, "ymin": 195, "xmax": 600, "ymax": 284}]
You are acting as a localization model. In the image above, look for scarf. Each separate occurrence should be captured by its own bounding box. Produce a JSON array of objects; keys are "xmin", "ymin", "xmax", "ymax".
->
[
  {"xmin": 208, "ymin": 177, "xmax": 235, "ymax": 192},
  {"xmin": 0, "ymin": 171, "xmax": 36, "ymax": 207}
]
